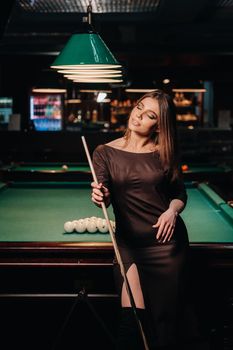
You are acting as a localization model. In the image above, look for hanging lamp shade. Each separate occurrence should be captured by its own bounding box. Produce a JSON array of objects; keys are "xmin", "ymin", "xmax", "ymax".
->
[
  {"xmin": 72, "ymin": 78, "xmax": 123, "ymax": 83},
  {"xmin": 51, "ymin": 3, "xmax": 123, "ymax": 85},
  {"xmin": 57, "ymin": 69, "xmax": 122, "ymax": 76},
  {"xmin": 58, "ymin": 69, "xmax": 122, "ymax": 74},
  {"xmin": 58, "ymin": 68, "xmax": 123, "ymax": 79},
  {"xmin": 51, "ymin": 33, "xmax": 121, "ymax": 69},
  {"xmin": 64, "ymin": 73, "xmax": 122, "ymax": 79}
]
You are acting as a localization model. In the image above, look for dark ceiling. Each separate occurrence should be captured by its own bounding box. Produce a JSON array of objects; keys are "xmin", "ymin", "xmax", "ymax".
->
[
  {"xmin": 1, "ymin": 0, "xmax": 233, "ymax": 85},
  {"xmin": 1, "ymin": 0, "xmax": 233, "ymax": 54}
]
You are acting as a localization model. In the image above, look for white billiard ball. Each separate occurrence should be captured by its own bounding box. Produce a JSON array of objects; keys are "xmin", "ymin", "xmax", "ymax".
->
[
  {"xmin": 74, "ymin": 219, "xmax": 86, "ymax": 233},
  {"xmin": 64, "ymin": 221, "xmax": 75, "ymax": 233},
  {"xmin": 83, "ymin": 217, "xmax": 90, "ymax": 225},
  {"xmin": 89, "ymin": 217, "xmax": 97, "ymax": 226},
  {"xmin": 97, "ymin": 219, "xmax": 108, "ymax": 233},
  {"xmin": 73, "ymin": 220, "xmax": 79, "ymax": 228},
  {"xmin": 96, "ymin": 218, "xmax": 103, "ymax": 228},
  {"xmin": 86, "ymin": 220, "xmax": 98, "ymax": 233},
  {"xmin": 62, "ymin": 165, "xmax": 68, "ymax": 170}
]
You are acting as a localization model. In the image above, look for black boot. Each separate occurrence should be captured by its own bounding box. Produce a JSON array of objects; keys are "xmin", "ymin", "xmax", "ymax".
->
[{"xmin": 115, "ymin": 307, "xmax": 146, "ymax": 350}]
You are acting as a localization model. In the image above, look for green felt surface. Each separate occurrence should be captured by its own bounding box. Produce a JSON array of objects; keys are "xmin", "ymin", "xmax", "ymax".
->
[
  {"xmin": 198, "ymin": 183, "xmax": 226, "ymax": 206},
  {"xmin": 183, "ymin": 165, "xmax": 230, "ymax": 173},
  {"xmin": 0, "ymin": 182, "xmax": 6, "ymax": 190},
  {"xmin": 9, "ymin": 165, "xmax": 90, "ymax": 172},
  {"xmin": 1, "ymin": 162, "xmax": 231, "ymax": 173},
  {"xmin": 219, "ymin": 203, "xmax": 233, "ymax": 223},
  {"xmin": 1, "ymin": 163, "xmax": 231, "ymax": 177},
  {"xmin": 181, "ymin": 186, "xmax": 233, "ymax": 242},
  {"xmin": 0, "ymin": 182, "xmax": 114, "ymax": 242},
  {"xmin": 0, "ymin": 182, "xmax": 232, "ymax": 243}
]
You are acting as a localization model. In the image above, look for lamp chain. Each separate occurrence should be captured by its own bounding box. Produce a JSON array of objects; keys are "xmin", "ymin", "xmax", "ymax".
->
[
  {"xmin": 87, "ymin": 0, "xmax": 92, "ymax": 24},
  {"xmin": 82, "ymin": 0, "xmax": 92, "ymax": 24}
]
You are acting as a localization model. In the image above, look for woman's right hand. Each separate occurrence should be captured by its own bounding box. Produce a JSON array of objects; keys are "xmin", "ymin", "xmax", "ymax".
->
[{"xmin": 91, "ymin": 182, "xmax": 111, "ymax": 207}]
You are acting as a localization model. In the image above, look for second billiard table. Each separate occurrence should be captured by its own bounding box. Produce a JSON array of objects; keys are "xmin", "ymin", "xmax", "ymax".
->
[
  {"xmin": 181, "ymin": 162, "xmax": 232, "ymax": 182},
  {"xmin": 0, "ymin": 161, "xmax": 232, "ymax": 183},
  {"xmin": 0, "ymin": 162, "xmax": 92, "ymax": 181}
]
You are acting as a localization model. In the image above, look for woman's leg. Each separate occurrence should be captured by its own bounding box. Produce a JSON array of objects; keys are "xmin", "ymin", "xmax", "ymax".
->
[
  {"xmin": 116, "ymin": 263, "xmax": 150, "ymax": 350},
  {"xmin": 121, "ymin": 263, "xmax": 145, "ymax": 308}
]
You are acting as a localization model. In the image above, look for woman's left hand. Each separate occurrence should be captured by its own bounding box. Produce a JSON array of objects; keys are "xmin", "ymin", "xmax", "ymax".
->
[{"xmin": 152, "ymin": 208, "xmax": 178, "ymax": 243}]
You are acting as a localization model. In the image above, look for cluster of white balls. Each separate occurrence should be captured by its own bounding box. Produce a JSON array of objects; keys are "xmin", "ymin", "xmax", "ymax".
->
[{"xmin": 64, "ymin": 216, "xmax": 115, "ymax": 233}]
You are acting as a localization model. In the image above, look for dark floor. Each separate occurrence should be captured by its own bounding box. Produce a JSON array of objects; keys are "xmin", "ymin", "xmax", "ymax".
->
[{"xmin": 0, "ymin": 296, "xmax": 232, "ymax": 350}]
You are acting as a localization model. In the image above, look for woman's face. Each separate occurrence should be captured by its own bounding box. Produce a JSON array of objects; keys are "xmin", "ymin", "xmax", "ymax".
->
[{"xmin": 128, "ymin": 97, "xmax": 160, "ymax": 136}]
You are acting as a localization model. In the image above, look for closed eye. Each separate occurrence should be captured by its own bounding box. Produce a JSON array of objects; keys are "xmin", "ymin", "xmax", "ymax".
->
[
  {"xmin": 136, "ymin": 103, "xmax": 159, "ymax": 120},
  {"xmin": 147, "ymin": 114, "xmax": 156, "ymax": 120},
  {"xmin": 143, "ymin": 111, "xmax": 158, "ymax": 120}
]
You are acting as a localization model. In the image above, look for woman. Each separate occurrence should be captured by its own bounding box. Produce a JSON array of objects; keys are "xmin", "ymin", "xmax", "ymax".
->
[{"xmin": 91, "ymin": 90, "xmax": 199, "ymax": 349}]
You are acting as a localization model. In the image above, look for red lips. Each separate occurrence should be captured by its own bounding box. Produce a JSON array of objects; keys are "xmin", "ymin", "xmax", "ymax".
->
[{"xmin": 131, "ymin": 118, "xmax": 141, "ymax": 126}]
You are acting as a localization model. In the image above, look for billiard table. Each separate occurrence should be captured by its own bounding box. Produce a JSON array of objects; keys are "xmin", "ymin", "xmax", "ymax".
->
[
  {"xmin": 0, "ymin": 180, "xmax": 232, "ymax": 350},
  {"xmin": 0, "ymin": 161, "xmax": 231, "ymax": 183},
  {"xmin": 181, "ymin": 162, "xmax": 232, "ymax": 182},
  {"xmin": 0, "ymin": 179, "xmax": 232, "ymax": 248},
  {"xmin": 0, "ymin": 162, "xmax": 92, "ymax": 181},
  {"xmin": 0, "ymin": 180, "xmax": 233, "ymax": 273}
]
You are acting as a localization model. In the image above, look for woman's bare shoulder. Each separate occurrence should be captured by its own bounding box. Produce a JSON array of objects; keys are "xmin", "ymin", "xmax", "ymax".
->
[{"xmin": 105, "ymin": 137, "xmax": 125, "ymax": 149}]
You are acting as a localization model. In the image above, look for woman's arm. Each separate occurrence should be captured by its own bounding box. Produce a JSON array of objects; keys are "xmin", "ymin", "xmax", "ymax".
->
[
  {"xmin": 169, "ymin": 198, "xmax": 185, "ymax": 215},
  {"xmin": 92, "ymin": 145, "xmax": 111, "ymax": 208},
  {"xmin": 153, "ymin": 168, "xmax": 187, "ymax": 243},
  {"xmin": 91, "ymin": 181, "xmax": 111, "ymax": 208}
]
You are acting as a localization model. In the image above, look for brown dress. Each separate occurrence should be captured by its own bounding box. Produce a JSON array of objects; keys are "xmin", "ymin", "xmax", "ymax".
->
[{"xmin": 92, "ymin": 144, "xmax": 197, "ymax": 348}]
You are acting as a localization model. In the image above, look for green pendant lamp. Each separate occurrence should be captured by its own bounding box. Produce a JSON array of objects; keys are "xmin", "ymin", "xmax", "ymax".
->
[
  {"xmin": 51, "ymin": 33, "xmax": 122, "ymax": 69},
  {"xmin": 51, "ymin": 1, "xmax": 123, "ymax": 82}
]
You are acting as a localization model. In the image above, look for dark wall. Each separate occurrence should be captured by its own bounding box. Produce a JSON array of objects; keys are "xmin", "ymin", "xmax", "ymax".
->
[
  {"xmin": 0, "ymin": 54, "xmax": 54, "ymax": 130},
  {"xmin": 0, "ymin": 53, "xmax": 233, "ymax": 130},
  {"xmin": 213, "ymin": 82, "xmax": 233, "ymax": 126},
  {"xmin": 0, "ymin": 52, "xmax": 233, "ymax": 167},
  {"xmin": 0, "ymin": 130, "xmax": 119, "ymax": 163},
  {"xmin": 0, "ymin": 128, "xmax": 232, "ymax": 165}
]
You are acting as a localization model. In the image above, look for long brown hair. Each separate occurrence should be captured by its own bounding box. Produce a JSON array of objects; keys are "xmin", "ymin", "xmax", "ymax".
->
[{"xmin": 124, "ymin": 89, "xmax": 180, "ymax": 181}]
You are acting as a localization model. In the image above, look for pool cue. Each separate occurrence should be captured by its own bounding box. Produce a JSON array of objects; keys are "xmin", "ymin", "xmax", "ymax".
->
[{"xmin": 81, "ymin": 136, "xmax": 149, "ymax": 350}]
